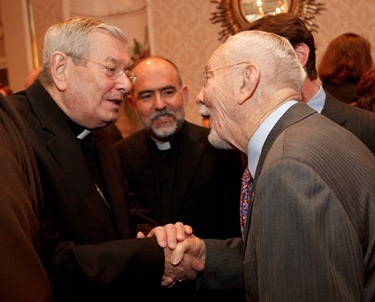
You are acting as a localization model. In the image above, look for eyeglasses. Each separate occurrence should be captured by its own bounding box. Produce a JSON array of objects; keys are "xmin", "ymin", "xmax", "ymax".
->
[
  {"xmin": 69, "ymin": 55, "xmax": 137, "ymax": 83},
  {"xmin": 201, "ymin": 62, "xmax": 250, "ymax": 85}
]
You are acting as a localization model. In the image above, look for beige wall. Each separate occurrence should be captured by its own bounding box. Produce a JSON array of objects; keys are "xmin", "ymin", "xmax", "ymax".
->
[{"xmin": 2, "ymin": 0, "xmax": 375, "ymax": 126}]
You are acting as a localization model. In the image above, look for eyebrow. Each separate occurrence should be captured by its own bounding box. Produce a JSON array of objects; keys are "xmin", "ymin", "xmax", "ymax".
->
[
  {"xmin": 138, "ymin": 85, "xmax": 177, "ymax": 95},
  {"xmin": 102, "ymin": 56, "xmax": 118, "ymax": 63},
  {"xmin": 160, "ymin": 85, "xmax": 177, "ymax": 91},
  {"xmin": 104, "ymin": 56, "xmax": 130, "ymax": 67}
]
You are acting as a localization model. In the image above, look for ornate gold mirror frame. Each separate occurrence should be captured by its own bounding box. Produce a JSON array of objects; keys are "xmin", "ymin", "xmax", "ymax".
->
[{"xmin": 210, "ymin": 0, "xmax": 326, "ymax": 42}]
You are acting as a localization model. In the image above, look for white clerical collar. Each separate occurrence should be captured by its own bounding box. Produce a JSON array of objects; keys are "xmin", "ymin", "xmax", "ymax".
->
[
  {"xmin": 156, "ymin": 141, "xmax": 171, "ymax": 150},
  {"xmin": 76, "ymin": 129, "xmax": 91, "ymax": 139}
]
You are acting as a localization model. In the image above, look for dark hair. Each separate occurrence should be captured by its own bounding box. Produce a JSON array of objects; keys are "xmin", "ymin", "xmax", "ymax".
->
[
  {"xmin": 242, "ymin": 13, "xmax": 317, "ymax": 80},
  {"xmin": 355, "ymin": 67, "xmax": 375, "ymax": 112},
  {"xmin": 318, "ymin": 33, "xmax": 373, "ymax": 85}
]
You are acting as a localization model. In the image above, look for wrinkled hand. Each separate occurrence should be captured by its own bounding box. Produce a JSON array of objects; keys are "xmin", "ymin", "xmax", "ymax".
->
[
  {"xmin": 161, "ymin": 245, "xmax": 201, "ymax": 288},
  {"xmin": 137, "ymin": 222, "xmax": 193, "ymax": 249},
  {"xmin": 162, "ymin": 237, "xmax": 206, "ymax": 287},
  {"xmin": 136, "ymin": 222, "xmax": 203, "ymax": 287}
]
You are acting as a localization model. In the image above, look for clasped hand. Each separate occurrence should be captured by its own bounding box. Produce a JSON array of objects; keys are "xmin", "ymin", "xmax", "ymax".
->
[{"xmin": 137, "ymin": 222, "xmax": 206, "ymax": 287}]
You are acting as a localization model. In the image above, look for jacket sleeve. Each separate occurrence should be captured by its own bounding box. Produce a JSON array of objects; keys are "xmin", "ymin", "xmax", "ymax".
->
[
  {"xmin": 48, "ymin": 237, "xmax": 165, "ymax": 298},
  {"xmin": 198, "ymin": 238, "xmax": 243, "ymax": 290}
]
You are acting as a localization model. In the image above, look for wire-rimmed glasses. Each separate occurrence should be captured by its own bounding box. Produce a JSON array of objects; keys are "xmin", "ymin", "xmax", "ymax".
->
[
  {"xmin": 69, "ymin": 55, "xmax": 137, "ymax": 83},
  {"xmin": 201, "ymin": 62, "xmax": 250, "ymax": 86}
]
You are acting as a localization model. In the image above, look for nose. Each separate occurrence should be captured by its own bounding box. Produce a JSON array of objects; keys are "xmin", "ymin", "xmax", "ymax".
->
[
  {"xmin": 153, "ymin": 92, "xmax": 167, "ymax": 110},
  {"xmin": 195, "ymin": 87, "xmax": 204, "ymax": 106},
  {"xmin": 116, "ymin": 72, "xmax": 132, "ymax": 94}
]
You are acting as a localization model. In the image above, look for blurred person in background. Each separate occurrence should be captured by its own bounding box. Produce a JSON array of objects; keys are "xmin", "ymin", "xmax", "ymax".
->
[
  {"xmin": 354, "ymin": 66, "xmax": 375, "ymax": 112},
  {"xmin": 318, "ymin": 32, "xmax": 373, "ymax": 104}
]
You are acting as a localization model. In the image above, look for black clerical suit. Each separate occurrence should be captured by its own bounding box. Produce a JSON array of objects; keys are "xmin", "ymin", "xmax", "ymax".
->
[
  {"xmin": 115, "ymin": 121, "xmax": 243, "ymax": 239},
  {"xmin": 8, "ymin": 80, "xmax": 165, "ymax": 302},
  {"xmin": 115, "ymin": 121, "xmax": 244, "ymax": 301}
]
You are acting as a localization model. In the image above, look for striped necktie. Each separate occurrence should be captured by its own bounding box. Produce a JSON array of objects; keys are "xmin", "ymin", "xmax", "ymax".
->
[{"xmin": 240, "ymin": 167, "xmax": 253, "ymax": 241}]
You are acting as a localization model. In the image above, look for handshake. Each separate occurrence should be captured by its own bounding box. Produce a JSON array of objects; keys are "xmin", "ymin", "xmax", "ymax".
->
[{"xmin": 137, "ymin": 222, "xmax": 206, "ymax": 287}]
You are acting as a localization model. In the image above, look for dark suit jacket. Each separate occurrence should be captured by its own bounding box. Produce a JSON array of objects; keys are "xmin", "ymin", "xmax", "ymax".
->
[
  {"xmin": 115, "ymin": 121, "xmax": 244, "ymax": 301},
  {"xmin": 93, "ymin": 123, "xmax": 123, "ymax": 143},
  {"xmin": 201, "ymin": 103, "xmax": 375, "ymax": 301},
  {"xmin": 8, "ymin": 80, "xmax": 165, "ymax": 302},
  {"xmin": 323, "ymin": 80, "xmax": 358, "ymax": 104},
  {"xmin": 321, "ymin": 91, "xmax": 375, "ymax": 155},
  {"xmin": 0, "ymin": 94, "xmax": 52, "ymax": 302},
  {"xmin": 115, "ymin": 121, "xmax": 243, "ymax": 239}
]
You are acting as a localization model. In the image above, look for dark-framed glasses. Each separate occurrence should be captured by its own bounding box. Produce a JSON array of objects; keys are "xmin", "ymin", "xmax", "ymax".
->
[
  {"xmin": 69, "ymin": 55, "xmax": 137, "ymax": 83},
  {"xmin": 201, "ymin": 62, "xmax": 250, "ymax": 85}
]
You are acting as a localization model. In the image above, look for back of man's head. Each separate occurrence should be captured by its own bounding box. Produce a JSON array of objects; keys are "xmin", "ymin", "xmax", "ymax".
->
[{"xmin": 242, "ymin": 13, "xmax": 317, "ymax": 80}]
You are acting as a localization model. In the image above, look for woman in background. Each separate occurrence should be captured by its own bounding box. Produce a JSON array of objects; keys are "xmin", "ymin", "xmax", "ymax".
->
[
  {"xmin": 354, "ymin": 67, "xmax": 375, "ymax": 112},
  {"xmin": 318, "ymin": 33, "xmax": 373, "ymax": 104}
]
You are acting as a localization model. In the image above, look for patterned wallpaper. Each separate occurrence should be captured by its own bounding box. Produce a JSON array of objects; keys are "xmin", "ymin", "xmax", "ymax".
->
[
  {"xmin": 30, "ymin": 0, "xmax": 375, "ymax": 126},
  {"xmin": 147, "ymin": 0, "xmax": 223, "ymax": 126},
  {"xmin": 30, "ymin": 0, "xmax": 64, "ymax": 66},
  {"xmin": 314, "ymin": 0, "xmax": 375, "ymax": 64},
  {"xmin": 149, "ymin": 0, "xmax": 375, "ymax": 126}
]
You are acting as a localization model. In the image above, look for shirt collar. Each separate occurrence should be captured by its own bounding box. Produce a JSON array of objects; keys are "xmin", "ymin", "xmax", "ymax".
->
[
  {"xmin": 306, "ymin": 84, "xmax": 325, "ymax": 113},
  {"xmin": 247, "ymin": 100, "xmax": 298, "ymax": 177}
]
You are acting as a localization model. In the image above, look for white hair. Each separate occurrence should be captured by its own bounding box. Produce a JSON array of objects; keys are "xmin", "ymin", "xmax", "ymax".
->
[{"xmin": 219, "ymin": 30, "xmax": 306, "ymax": 93}]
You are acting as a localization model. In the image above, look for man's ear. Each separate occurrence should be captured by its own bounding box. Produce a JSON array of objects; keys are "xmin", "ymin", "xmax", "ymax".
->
[
  {"xmin": 181, "ymin": 85, "xmax": 189, "ymax": 106},
  {"xmin": 239, "ymin": 63, "xmax": 259, "ymax": 105},
  {"xmin": 294, "ymin": 43, "xmax": 309, "ymax": 68},
  {"xmin": 50, "ymin": 52, "xmax": 69, "ymax": 91}
]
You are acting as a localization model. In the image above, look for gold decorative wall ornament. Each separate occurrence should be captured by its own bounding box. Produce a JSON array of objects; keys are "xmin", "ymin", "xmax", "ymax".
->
[{"xmin": 210, "ymin": 0, "xmax": 326, "ymax": 42}]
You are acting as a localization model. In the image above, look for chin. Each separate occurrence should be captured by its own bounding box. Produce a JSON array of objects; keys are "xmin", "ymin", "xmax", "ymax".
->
[
  {"xmin": 151, "ymin": 128, "xmax": 176, "ymax": 141},
  {"xmin": 108, "ymin": 111, "xmax": 120, "ymax": 121},
  {"xmin": 151, "ymin": 122, "xmax": 178, "ymax": 138},
  {"xmin": 98, "ymin": 115, "xmax": 118, "ymax": 128},
  {"xmin": 208, "ymin": 131, "xmax": 232, "ymax": 150}
]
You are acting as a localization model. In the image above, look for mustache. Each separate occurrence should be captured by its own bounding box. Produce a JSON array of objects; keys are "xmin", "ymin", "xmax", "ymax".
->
[
  {"xmin": 150, "ymin": 109, "xmax": 176, "ymax": 120},
  {"xmin": 198, "ymin": 104, "xmax": 210, "ymax": 117}
]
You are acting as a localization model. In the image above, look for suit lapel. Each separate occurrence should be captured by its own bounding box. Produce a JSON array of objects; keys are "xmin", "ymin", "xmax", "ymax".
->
[
  {"xmin": 48, "ymin": 131, "xmax": 121, "ymax": 238},
  {"xmin": 173, "ymin": 122, "xmax": 206, "ymax": 219},
  {"xmin": 244, "ymin": 103, "xmax": 316, "ymax": 247},
  {"xmin": 96, "ymin": 141, "xmax": 131, "ymax": 238},
  {"xmin": 27, "ymin": 81, "xmax": 120, "ymax": 238},
  {"xmin": 127, "ymin": 131, "xmax": 156, "ymax": 207}
]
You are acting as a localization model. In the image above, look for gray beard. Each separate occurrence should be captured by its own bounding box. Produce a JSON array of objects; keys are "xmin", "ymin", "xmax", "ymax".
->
[
  {"xmin": 149, "ymin": 122, "xmax": 179, "ymax": 142},
  {"xmin": 208, "ymin": 129, "xmax": 232, "ymax": 149}
]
